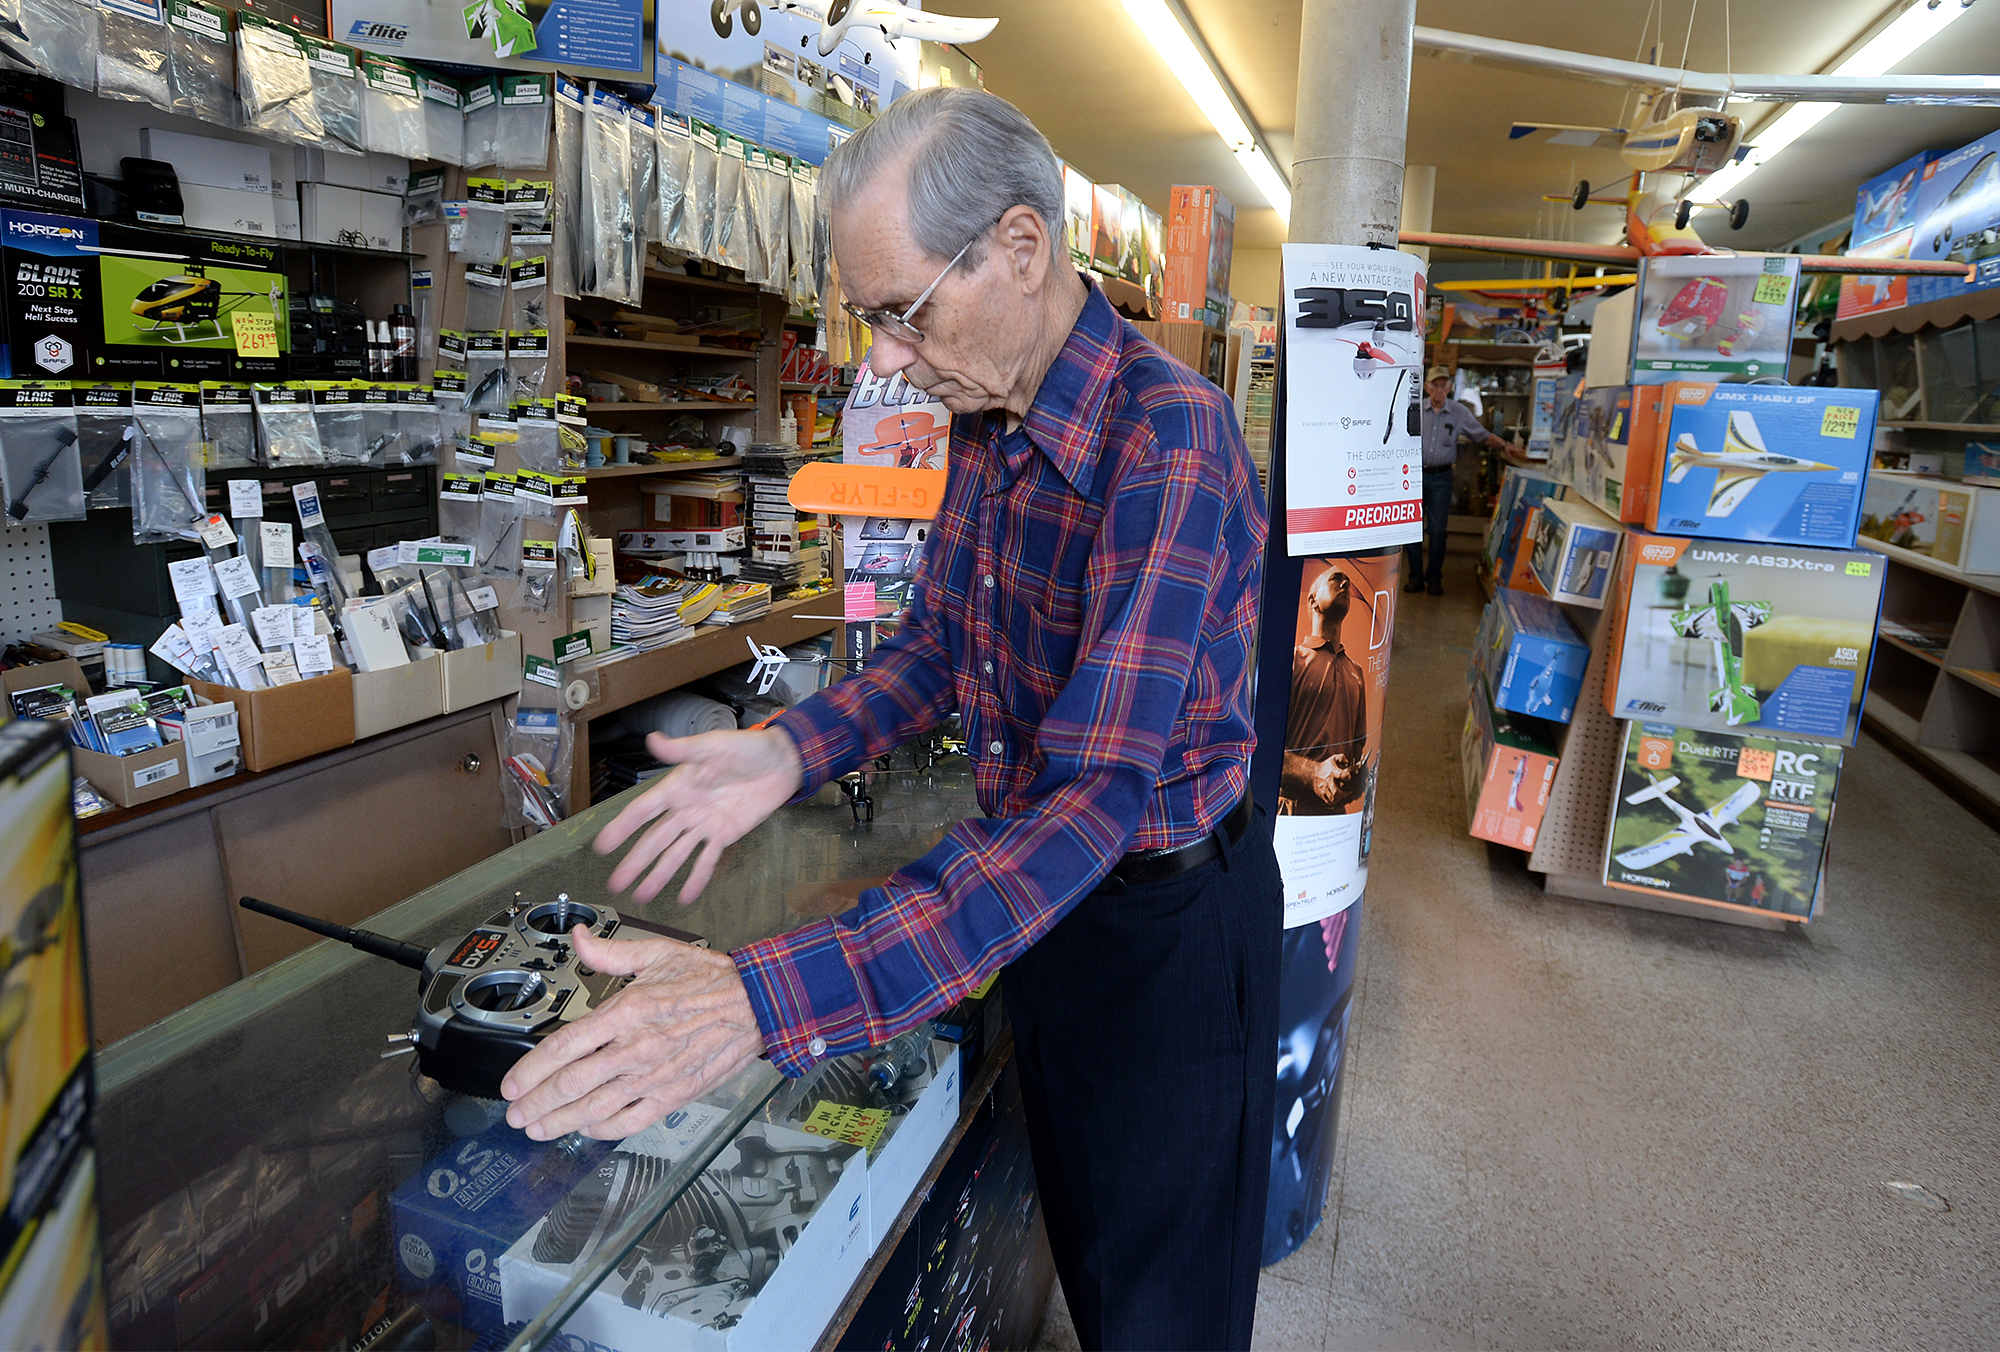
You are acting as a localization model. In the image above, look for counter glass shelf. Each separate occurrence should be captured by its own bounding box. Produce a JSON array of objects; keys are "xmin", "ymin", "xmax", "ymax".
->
[{"xmin": 94, "ymin": 759, "xmax": 978, "ymax": 1351}]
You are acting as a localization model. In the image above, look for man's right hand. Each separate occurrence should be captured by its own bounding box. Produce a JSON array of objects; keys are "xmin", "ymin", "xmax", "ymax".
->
[{"xmin": 593, "ymin": 727, "xmax": 806, "ymax": 904}]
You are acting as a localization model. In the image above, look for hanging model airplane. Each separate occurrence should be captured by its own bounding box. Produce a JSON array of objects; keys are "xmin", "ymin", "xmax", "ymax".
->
[
  {"xmin": 1669, "ymin": 578, "xmax": 1773, "ymax": 726},
  {"xmin": 710, "ymin": 0, "xmax": 997, "ymax": 59},
  {"xmin": 1667, "ymin": 412, "xmax": 1836, "ymax": 517},
  {"xmin": 1614, "ymin": 773, "xmax": 1764, "ymax": 869}
]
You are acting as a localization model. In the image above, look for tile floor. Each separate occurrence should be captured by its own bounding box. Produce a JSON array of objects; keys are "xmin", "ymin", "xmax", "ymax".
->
[{"xmin": 1036, "ymin": 552, "xmax": 2000, "ymax": 1351}]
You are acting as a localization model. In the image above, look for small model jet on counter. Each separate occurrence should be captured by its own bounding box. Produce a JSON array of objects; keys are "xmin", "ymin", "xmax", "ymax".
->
[
  {"xmin": 1667, "ymin": 412, "xmax": 1838, "ymax": 517},
  {"xmin": 1614, "ymin": 773, "xmax": 1764, "ymax": 869}
]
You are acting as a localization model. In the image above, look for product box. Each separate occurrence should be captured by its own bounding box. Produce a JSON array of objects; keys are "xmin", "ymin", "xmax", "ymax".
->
[
  {"xmin": 359, "ymin": 189, "xmax": 403, "ymax": 252},
  {"xmin": 1837, "ymin": 151, "xmax": 1932, "ymax": 320},
  {"xmin": 1550, "ymin": 384, "xmax": 1665, "ymax": 524},
  {"xmin": 1859, "ymin": 470, "xmax": 2000, "ymax": 575},
  {"xmin": 1164, "ymin": 185, "xmax": 1234, "ymax": 327},
  {"xmin": 1583, "ymin": 287, "xmax": 1636, "ymax": 388},
  {"xmin": 1, "ymin": 657, "xmax": 187, "ymax": 805},
  {"xmin": 1908, "ymin": 129, "xmax": 2000, "ymax": 306},
  {"xmin": 0, "ymin": 75, "xmax": 84, "ymax": 215},
  {"xmin": 502, "ymin": 1113, "xmax": 869, "ymax": 1352},
  {"xmin": 1602, "ymin": 720, "xmax": 1844, "ymax": 920},
  {"xmin": 1089, "ymin": 181, "xmax": 1125, "ymax": 278},
  {"xmin": 1475, "ymin": 588, "xmax": 1589, "ymax": 724},
  {"xmin": 162, "ymin": 700, "xmax": 240, "ymax": 786},
  {"xmin": 295, "ymin": 147, "xmax": 412, "ymax": 195},
  {"xmin": 1461, "ymin": 672, "xmax": 1562, "ymax": 850},
  {"xmin": 177, "ymin": 185, "xmax": 277, "ymax": 239},
  {"xmin": 1647, "ymin": 383, "xmax": 1876, "ymax": 547},
  {"xmin": 351, "ymin": 652, "xmax": 444, "ymax": 738},
  {"xmin": 191, "ymin": 668, "xmax": 354, "ymax": 771},
  {"xmin": 1631, "ymin": 253, "xmax": 1801, "ymax": 383},
  {"xmin": 441, "ymin": 630, "xmax": 523, "ymax": 712},
  {"xmin": 1484, "ymin": 466, "xmax": 1563, "ymax": 579},
  {"xmin": 619, "ymin": 526, "xmax": 746, "ymax": 552},
  {"xmin": 1967, "ymin": 441, "xmax": 2000, "ymax": 487},
  {"xmin": 389, "ymin": 1123, "xmax": 611, "ymax": 1336},
  {"xmin": 300, "ymin": 183, "xmax": 365, "ymax": 247},
  {"xmin": 931, "ymin": 974, "xmax": 1002, "ymax": 1086},
  {"xmin": 1603, "ymin": 532, "xmax": 1884, "ymax": 745},
  {"xmin": 1527, "ymin": 495, "xmax": 1624, "ymax": 607},
  {"xmin": 137, "ymin": 129, "xmax": 273, "ymax": 194},
  {"xmin": 1061, "ymin": 162, "xmax": 1094, "ymax": 271}
]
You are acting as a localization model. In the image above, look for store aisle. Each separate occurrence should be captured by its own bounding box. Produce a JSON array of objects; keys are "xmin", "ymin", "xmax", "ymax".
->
[{"xmin": 1036, "ymin": 549, "xmax": 2000, "ymax": 1352}]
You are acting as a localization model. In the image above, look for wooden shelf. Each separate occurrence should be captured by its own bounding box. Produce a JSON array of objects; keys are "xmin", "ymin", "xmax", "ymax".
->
[
  {"xmin": 585, "ymin": 401, "xmax": 757, "ymax": 414},
  {"xmin": 1857, "ymin": 536, "xmax": 2000, "ymax": 598},
  {"xmin": 1865, "ymin": 701, "xmax": 2000, "ymax": 831},
  {"xmin": 1951, "ymin": 666, "xmax": 2000, "ymax": 699},
  {"xmin": 1882, "ymin": 421, "xmax": 2000, "ymax": 433},
  {"xmin": 591, "ymin": 592, "xmax": 840, "ymax": 716},
  {"xmin": 781, "ymin": 381, "xmax": 852, "ymax": 393},
  {"xmin": 567, "ymin": 336, "xmax": 756, "ymax": 358},
  {"xmin": 1879, "ymin": 631, "xmax": 1947, "ymax": 667},
  {"xmin": 642, "ymin": 267, "xmax": 760, "ymax": 294},
  {"xmin": 585, "ymin": 456, "xmax": 742, "ymax": 479}
]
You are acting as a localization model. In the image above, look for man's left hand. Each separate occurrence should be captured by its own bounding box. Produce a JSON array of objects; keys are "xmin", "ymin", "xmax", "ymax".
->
[{"xmin": 501, "ymin": 926, "xmax": 767, "ymax": 1141}]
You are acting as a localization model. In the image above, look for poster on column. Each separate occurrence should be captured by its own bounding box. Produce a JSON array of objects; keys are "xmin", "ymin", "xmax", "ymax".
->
[
  {"xmin": 1280, "ymin": 243, "xmax": 1426, "ymax": 555},
  {"xmin": 1273, "ymin": 550, "xmax": 1399, "ymax": 927}
]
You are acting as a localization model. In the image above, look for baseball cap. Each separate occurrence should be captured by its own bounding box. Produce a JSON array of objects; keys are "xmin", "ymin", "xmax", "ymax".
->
[{"xmin": 1425, "ymin": 365, "xmax": 1451, "ymax": 383}]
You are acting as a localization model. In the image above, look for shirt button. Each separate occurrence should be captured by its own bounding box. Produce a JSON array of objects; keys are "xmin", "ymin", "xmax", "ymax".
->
[
  {"xmin": 988, "ymin": 740, "xmax": 1003, "ymax": 755},
  {"xmin": 983, "ymin": 573, "xmax": 994, "ymax": 588},
  {"xmin": 808, "ymin": 1036, "xmax": 826, "ymax": 1058},
  {"xmin": 983, "ymin": 660, "xmax": 994, "ymax": 674}
]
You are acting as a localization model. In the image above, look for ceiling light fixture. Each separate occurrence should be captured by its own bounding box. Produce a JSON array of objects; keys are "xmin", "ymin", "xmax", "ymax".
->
[
  {"xmin": 1121, "ymin": 0, "xmax": 1292, "ymax": 223},
  {"xmin": 1698, "ymin": 0, "xmax": 1975, "ymax": 204}
]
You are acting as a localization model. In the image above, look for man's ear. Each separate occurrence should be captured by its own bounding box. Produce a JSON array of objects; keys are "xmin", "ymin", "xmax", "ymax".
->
[{"xmin": 997, "ymin": 203, "xmax": 1050, "ymax": 292}]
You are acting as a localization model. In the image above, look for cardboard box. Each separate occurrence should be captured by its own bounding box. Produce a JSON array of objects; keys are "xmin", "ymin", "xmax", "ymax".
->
[
  {"xmin": 352, "ymin": 652, "xmax": 444, "ymax": 739},
  {"xmin": 389, "ymin": 1123, "xmax": 611, "ymax": 1336},
  {"xmin": 1647, "ymin": 383, "xmax": 1876, "ymax": 547},
  {"xmin": 359, "ymin": 188, "xmax": 403, "ymax": 252},
  {"xmin": 1908, "ymin": 129, "xmax": 2000, "ymax": 306},
  {"xmin": 441, "ymin": 631, "xmax": 522, "ymax": 712},
  {"xmin": 1583, "ymin": 288, "xmax": 1635, "ymax": 388},
  {"xmin": 0, "ymin": 75, "xmax": 83, "ymax": 214},
  {"xmin": 1860, "ymin": 470, "xmax": 2000, "ymax": 575},
  {"xmin": 295, "ymin": 148, "xmax": 411, "ymax": 195},
  {"xmin": 1164, "ymin": 185, "xmax": 1234, "ymax": 327},
  {"xmin": 1601, "ymin": 720, "xmax": 1843, "ymax": 921},
  {"xmin": 1461, "ymin": 673, "xmax": 1561, "ymax": 850},
  {"xmin": 1475, "ymin": 588, "xmax": 1589, "ymax": 724},
  {"xmin": 71, "ymin": 742, "xmax": 186, "ymax": 807},
  {"xmin": 191, "ymin": 669, "xmax": 354, "ymax": 771},
  {"xmin": 1602, "ymin": 532, "xmax": 1883, "ymax": 746},
  {"xmin": 300, "ymin": 183, "xmax": 365, "ymax": 247},
  {"xmin": 1483, "ymin": 466, "xmax": 1563, "ymax": 578},
  {"xmin": 1631, "ymin": 253, "xmax": 1801, "ymax": 383},
  {"xmin": 178, "ymin": 184, "xmax": 277, "ymax": 239},
  {"xmin": 138, "ymin": 129, "xmax": 273, "ymax": 194},
  {"xmin": 501, "ymin": 1114, "xmax": 869, "ymax": 1352},
  {"xmin": 1550, "ymin": 384, "xmax": 1665, "ymax": 524},
  {"xmin": 162, "ymin": 700, "xmax": 240, "ymax": 786},
  {"xmin": 1838, "ymin": 151, "xmax": 1932, "ymax": 320},
  {"xmin": 1061, "ymin": 162, "xmax": 1095, "ymax": 271},
  {"xmin": 1968, "ymin": 442, "xmax": 2000, "ymax": 487},
  {"xmin": 275, "ymin": 195, "xmax": 302, "ymax": 242},
  {"xmin": 1089, "ymin": 181, "xmax": 1125, "ymax": 277},
  {"xmin": 1527, "ymin": 495, "xmax": 1624, "ymax": 607}
]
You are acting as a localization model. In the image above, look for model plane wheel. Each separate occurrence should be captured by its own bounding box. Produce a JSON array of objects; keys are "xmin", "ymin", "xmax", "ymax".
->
[
  {"xmin": 1674, "ymin": 198, "xmax": 1694, "ymax": 230},
  {"xmin": 709, "ymin": 0, "xmax": 731, "ymax": 37},
  {"xmin": 1729, "ymin": 198, "xmax": 1751, "ymax": 231},
  {"xmin": 740, "ymin": 2, "xmax": 759, "ymax": 34},
  {"xmin": 1571, "ymin": 180, "xmax": 1590, "ymax": 211}
]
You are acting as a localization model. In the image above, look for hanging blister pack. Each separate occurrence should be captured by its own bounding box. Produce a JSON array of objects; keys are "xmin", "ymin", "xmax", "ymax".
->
[
  {"xmin": 0, "ymin": 382, "xmax": 82, "ymax": 524},
  {"xmin": 463, "ymin": 261, "xmax": 509, "ymax": 330},
  {"xmin": 461, "ymin": 76, "xmax": 498, "ymax": 168},
  {"xmin": 406, "ymin": 171, "xmax": 444, "ymax": 229},
  {"xmin": 73, "ymin": 382, "xmax": 134, "ymax": 510},
  {"xmin": 165, "ymin": 0, "xmax": 233, "ymax": 126},
  {"xmin": 292, "ymin": 480, "xmax": 351, "ymax": 613},
  {"xmin": 688, "ymin": 121, "xmax": 720, "ymax": 263},
  {"xmin": 504, "ymin": 655, "xmax": 571, "ymax": 828},
  {"xmin": 629, "ymin": 100, "xmax": 657, "ymax": 269},
  {"xmin": 788, "ymin": 160, "xmax": 817, "ymax": 309},
  {"xmin": 581, "ymin": 84, "xmax": 637, "ymax": 301},
  {"xmin": 514, "ymin": 517, "xmax": 558, "ymax": 615},
  {"xmin": 298, "ymin": 34, "xmax": 364, "ymax": 157},
  {"xmin": 556, "ymin": 394, "xmax": 586, "ymax": 472},
  {"xmin": 507, "ymin": 328, "xmax": 550, "ymax": 403},
  {"xmin": 656, "ymin": 111, "xmax": 695, "ymax": 255},
  {"xmin": 95, "ymin": 0, "xmax": 170, "ymax": 109},
  {"xmin": 476, "ymin": 470, "xmax": 524, "ymax": 577},
  {"xmin": 436, "ymin": 327, "xmax": 467, "ymax": 371},
  {"xmin": 458, "ymin": 178, "xmax": 509, "ymax": 264},
  {"xmin": 433, "ymin": 369, "xmax": 471, "ymax": 457},
  {"xmin": 759, "ymin": 149, "xmax": 794, "ymax": 292},
  {"xmin": 553, "ymin": 75, "xmax": 586, "ymax": 296},
  {"xmin": 253, "ymin": 382, "xmax": 324, "ymax": 466},
  {"xmin": 200, "ymin": 382, "xmax": 257, "ymax": 469},
  {"xmin": 311, "ymin": 382, "xmax": 367, "ymax": 464},
  {"xmin": 358, "ymin": 383, "xmax": 399, "ymax": 463},
  {"xmin": 711, "ymin": 130, "xmax": 746, "ymax": 271},
  {"xmin": 464, "ymin": 331, "xmax": 510, "ymax": 414},
  {"xmin": 396, "ymin": 385, "xmax": 441, "ymax": 465},
  {"xmin": 505, "ymin": 180, "xmax": 552, "ymax": 255},
  {"xmin": 421, "ymin": 71, "xmax": 464, "ymax": 167},
  {"xmin": 359, "ymin": 52, "xmax": 426, "ymax": 160},
  {"xmin": 131, "ymin": 383, "xmax": 207, "ymax": 541},
  {"xmin": 438, "ymin": 470, "xmax": 481, "ymax": 543},
  {"xmin": 511, "ymin": 399, "xmax": 559, "ymax": 474},
  {"xmin": 2, "ymin": 0, "xmax": 99, "ymax": 91},
  {"xmin": 236, "ymin": 13, "xmax": 320, "ymax": 144},
  {"xmin": 494, "ymin": 71, "xmax": 551, "ymax": 168}
]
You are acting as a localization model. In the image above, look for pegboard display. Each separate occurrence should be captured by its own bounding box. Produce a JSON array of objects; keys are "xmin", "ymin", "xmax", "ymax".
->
[
  {"xmin": 0, "ymin": 525, "xmax": 63, "ymax": 649},
  {"xmin": 1527, "ymin": 604, "xmax": 1624, "ymax": 880}
]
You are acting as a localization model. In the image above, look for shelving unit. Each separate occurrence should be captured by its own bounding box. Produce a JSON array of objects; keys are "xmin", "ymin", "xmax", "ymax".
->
[
  {"xmin": 565, "ymin": 336, "xmax": 756, "ymax": 357},
  {"xmin": 583, "ymin": 456, "xmax": 743, "ymax": 480},
  {"xmin": 584, "ymin": 401, "xmax": 760, "ymax": 414}
]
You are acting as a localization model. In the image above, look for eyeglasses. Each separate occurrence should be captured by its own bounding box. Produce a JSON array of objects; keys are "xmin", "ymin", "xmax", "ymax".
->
[{"xmin": 840, "ymin": 234, "xmax": 980, "ymax": 344}]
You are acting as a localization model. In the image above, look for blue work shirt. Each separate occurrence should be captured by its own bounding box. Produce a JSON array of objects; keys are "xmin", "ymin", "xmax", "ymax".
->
[{"xmin": 1421, "ymin": 397, "xmax": 1490, "ymax": 470}]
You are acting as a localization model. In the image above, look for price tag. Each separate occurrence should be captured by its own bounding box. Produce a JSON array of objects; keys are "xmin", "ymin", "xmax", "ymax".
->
[
  {"xmin": 291, "ymin": 482, "xmax": 325, "ymax": 529},
  {"xmin": 197, "ymin": 514, "xmax": 237, "ymax": 550},
  {"xmin": 293, "ymin": 633, "xmax": 334, "ymax": 676},
  {"xmin": 799, "ymin": 1101, "xmax": 891, "ymax": 1151},
  {"xmin": 1752, "ymin": 269, "xmax": 1793, "ymax": 306},
  {"xmin": 262, "ymin": 652, "xmax": 302, "ymax": 685},
  {"xmin": 231, "ymin": 311, "xmax": 279, "ymax": 357},
  {"xmin": 467, "ymin": 584, "xmax": 500, "ymax": 611},
  {"xmin": 523, "ymin": 655, "xmax": 559, "ymax": 688},
  {"xmin": 214, "ymin": 555, "xmax": 262, "ymax": 599},
  {"xmin": 260, "ymin": 521, "xmax": 295, "ymax": 567},
  {"xmin": 251, "ymin": 606, "xmax": 295, "ymax": 649},
  {"xmin": 1820, "ymin": 405, "xmax": 1862, "ymax": 438},
  {"xmin": 228, "ymin": 480, "xmax": 264, "ymax": 517},
  {"xmin": 167, "ymin": 557, "xmax": 215, "ymax": 608},
  {"xmin": 404, "ymin": 540, "xmax": 477, "ymax": 567},
  {"xmin": 133, "ymin": 760, "xmax": 181, "ymax": 788},
  {"xmin": 844, "ymin": 581, "xmax": 877, "ymax": 620},
  {"xmin": 1735, "ymin": 747, "xmax": 1776, "ymax": 782},
  {"xmin": 292, "ymin": 606, "xmax": 320, "ymax": 641},
  {"xmin": 215, "ymin": 624, "xmax": 265, "ymax": 674}
]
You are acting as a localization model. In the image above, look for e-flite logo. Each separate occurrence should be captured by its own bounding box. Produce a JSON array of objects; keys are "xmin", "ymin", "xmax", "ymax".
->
[{"xmin": 347, "ymin": 19, "xmax": 407, "ymax": 43}]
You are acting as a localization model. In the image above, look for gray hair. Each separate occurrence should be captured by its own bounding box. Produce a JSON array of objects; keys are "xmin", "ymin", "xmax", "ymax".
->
[{"xmin": 820, "ymin": 86, "xmax": 1067, "ymax": 269}]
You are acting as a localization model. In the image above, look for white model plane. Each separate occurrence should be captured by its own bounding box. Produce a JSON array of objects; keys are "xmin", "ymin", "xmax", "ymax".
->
[
  {"xmin": 1614, "ymin": 773, "xmax": 1763, "ymax": 870},
  {"xmin": 1667, "ymin": 411, "xmax": 1837, "ymax": 517},
  {"xmin": 711, "ymin": 0, "xmax": 997, "ymax": 58}
]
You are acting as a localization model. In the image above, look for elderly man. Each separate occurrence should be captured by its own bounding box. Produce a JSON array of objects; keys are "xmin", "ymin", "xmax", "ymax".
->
[
  {"xmin": 1406, "ymin": 365, "xmax": 1523, "ymax": 596},
  {"xmin": 502, "ymin": 87, "xmax": 1280, "ymax": 1350}
]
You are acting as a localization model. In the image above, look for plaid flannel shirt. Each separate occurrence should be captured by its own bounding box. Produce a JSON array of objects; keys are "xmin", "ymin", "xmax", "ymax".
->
[{"xmin": 736, "ymin": 283, "xmax": 1268, "ymax": 1075}]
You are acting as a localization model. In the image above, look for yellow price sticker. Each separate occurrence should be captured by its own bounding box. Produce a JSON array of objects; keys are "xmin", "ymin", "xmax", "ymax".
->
[
  {"xmin": 800, "ymin": 1101, "xmax": 891, "ymax": 1152},
  {"xmin": 1734, "ymin": 747, "xmax": 1776, "ymax": 782},
  {"xmin": 1753, "ymin": 272, "xmax": 1793, "ymax": 306},
  {"xmin": 232, "ymin": 311, "xmax": 278, "ymax": 358},
  {"xmin": 1820, "ymin": 405, "xmax": 1862, "ymax": 438}
]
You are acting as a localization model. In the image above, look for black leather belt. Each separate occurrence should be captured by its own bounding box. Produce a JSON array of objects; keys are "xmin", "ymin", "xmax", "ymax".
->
[{"xmin": 1098, "ymin": 793, "xmax": 1254, "ymax": 892}]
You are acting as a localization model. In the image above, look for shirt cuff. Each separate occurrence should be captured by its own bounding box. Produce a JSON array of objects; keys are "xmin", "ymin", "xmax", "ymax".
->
[
  {"xmin": 732, "ymin": 921, "xmax": 872, "ymax": 1077},
  {"xmin": 771, "ymin": 698, "xmax": 862, "ymax": 802}
]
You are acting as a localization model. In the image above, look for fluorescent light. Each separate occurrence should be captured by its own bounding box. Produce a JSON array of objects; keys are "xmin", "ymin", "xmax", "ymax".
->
[
  {"xmin": 1698, "ymin": 0, "xmax": 1972, "ymax": 204},
  {"xmin": 1122, "ymin": 0, "xmax": 1290, "ymax": 217}
]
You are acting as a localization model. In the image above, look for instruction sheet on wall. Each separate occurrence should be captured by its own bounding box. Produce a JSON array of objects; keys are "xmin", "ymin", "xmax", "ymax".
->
[{"xmin": 1280, "ymin": 243, "xmax": 1426, "ymax": 555}]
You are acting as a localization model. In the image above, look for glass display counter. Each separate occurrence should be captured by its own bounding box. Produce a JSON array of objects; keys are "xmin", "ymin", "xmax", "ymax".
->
[{"xmin": 93, "ymin": 757, "xmax": 981, "ymax": 1351}]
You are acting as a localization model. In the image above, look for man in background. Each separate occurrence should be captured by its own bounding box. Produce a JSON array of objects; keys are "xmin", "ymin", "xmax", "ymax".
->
[{"xmin": 1406, "ymin": 366, "xmax": 1524, "ymax": 596}]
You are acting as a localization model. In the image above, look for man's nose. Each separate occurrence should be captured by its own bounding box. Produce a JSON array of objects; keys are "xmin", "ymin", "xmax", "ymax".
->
[{"xmin": 868, "ymin": 331, "xmax": 920, "ymax": 380}]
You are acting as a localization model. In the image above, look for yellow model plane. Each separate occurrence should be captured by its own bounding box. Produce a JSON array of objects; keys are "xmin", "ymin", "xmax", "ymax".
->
[{"xmin": 1667, "ymin": 411, "xmax": 1835, "ymax": 517}]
